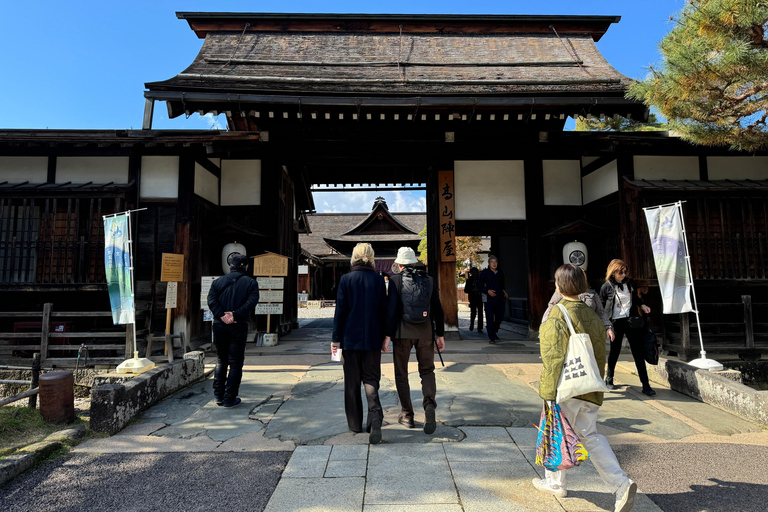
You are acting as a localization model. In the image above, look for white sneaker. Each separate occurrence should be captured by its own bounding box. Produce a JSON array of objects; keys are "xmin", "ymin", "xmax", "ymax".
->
[
  {"xmin": 531, "ymin": 478, "xmax": 567, "ymax": 498},
  {"xmin": 615, "ymin": 479, "xmax": 637, "ymax": 512}
]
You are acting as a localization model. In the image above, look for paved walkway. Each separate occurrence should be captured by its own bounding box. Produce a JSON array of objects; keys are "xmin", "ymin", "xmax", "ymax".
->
[{"xmin": 3, "ymin": 321, "xmax": 768, "ymax": 512}]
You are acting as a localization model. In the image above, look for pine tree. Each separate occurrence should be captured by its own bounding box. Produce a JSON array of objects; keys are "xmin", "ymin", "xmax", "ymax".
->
[
  {"xmin": 574, "ymin": 113, "xmax": 667, "ymax": 132},
  {"xmin": 628, "ymin": 1, "xmax": 768, "ymax": 151}
]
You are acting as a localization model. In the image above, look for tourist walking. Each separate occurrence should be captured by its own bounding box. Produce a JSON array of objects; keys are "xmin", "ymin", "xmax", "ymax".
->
[
  {"xmin": 207, "ymin": 253, "xmax": 260, "ymax": 409},
  {"xmin": 477, "ymin": 255, "xmax": 507, "ymax": 343},
  {"xmin": 332, "ymin": 243, "xmax": 388, "ymax": 444},
  {"xmin": 465, "ymin": 266, "xmax": 484, "ymax": 334},
  {"xmin": 599, "ymin": 259, "xmax": 655, "ymax": 396},
  {"xmin": 534, "ymin": 263, "xmax": 637, "ymax": 512},
  {"xmin": 384, "ymin": 247, "xmax": 445, "ymax": 434}
]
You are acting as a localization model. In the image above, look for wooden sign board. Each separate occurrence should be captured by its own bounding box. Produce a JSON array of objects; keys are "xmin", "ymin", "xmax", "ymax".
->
[
  {"xmin": 306, "ymin": 300, "xmax": 322, "ymax": 309},
  {"xmin": 437, "ymin": 171, "xmax": 457, "ymax": 262},
  {"xmin": 256, "ymin": 277, "xmax": 284, "ymax": 289},
  {"xmin": 260, "ymin": 290, "xmax": 284, "ymax": 303},
  {"xmin": 255, "ymin": 303, "xmax": 283, "ymax": 315},
  {"xmin": 200, "ymin": 276, "xmax": 221, "ymax": 310},
  {"xmin": 253, "ymin": 252, "xmax": 289, "ymax": 277},
  {"xmin": 165, "ymin": 281, "xmax": 178, "ymax": 309},
  {"xmin": 161, "ymin": 253, "xmax": 184, "ymax": 282}
]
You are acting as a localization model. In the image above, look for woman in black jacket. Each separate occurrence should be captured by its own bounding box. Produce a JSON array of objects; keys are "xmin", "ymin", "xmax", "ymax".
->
[
  {"xmin": 331, "ymin": 243, "xmax": 388, "ymax": 443},
  {"xmin": 599, "ymin": 259, "xmax": 655, "ymax": 396}
]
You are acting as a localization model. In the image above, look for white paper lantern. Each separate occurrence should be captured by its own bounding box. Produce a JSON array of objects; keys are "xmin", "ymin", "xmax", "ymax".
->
[
  {"xmin": 222, "ymin": 242, "xmax": 247, "ymax": 274},
  {"xmin": 563, "ymin": 241, "xmax": 588, "ymax": 271}
]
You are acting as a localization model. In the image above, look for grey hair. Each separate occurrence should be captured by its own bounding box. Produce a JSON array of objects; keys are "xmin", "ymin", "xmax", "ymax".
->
[{"xmin": 351, "ymin": 243, "xmax": 375, "ymax": 267}]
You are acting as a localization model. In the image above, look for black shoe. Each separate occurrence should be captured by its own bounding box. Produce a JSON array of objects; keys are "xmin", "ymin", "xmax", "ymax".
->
[
  {"xmin": 398, "ymin": 415, "xmax": 415, "ymax": 428},
  {"xmin": 478, "ymin": 329, "xmax": 483, "ymax": 334},
  {"xmin": 214, "ymin": 396, "xmax": 224, "ymax": 406},
  {"xmin": 221, "ymin": 397, "xmax": 242, "ymax": 408},
  {"xmin": 424, "ymin": 404, "xmax": 436, "ymax": 435},
  {"xmin": 489, "ymin": 339, "xmax": 496, "ymax": 344},
  {"xmin": 369, "ymin": 418, "xmax": 382, "ymax": 444},
  {"xmin": 469, "ymin": 324, "xmax": 474, "ymax": 332},
  {"xmin": 642, "ymin": 386, "xmax": 656, "ymax": 396}
]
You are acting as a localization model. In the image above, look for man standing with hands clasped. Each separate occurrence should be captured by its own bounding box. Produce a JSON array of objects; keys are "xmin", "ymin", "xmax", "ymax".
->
[
  {"xmin": 383, "ymin": 247, "xmax": 445, "ymax": 435},
  {"xmin": 477, "ymin": 255, "xmax": 508, "ymax": 343},
  {"xmin": 207, "ymin": 253, "xmax": 260, "ymax": 409}
]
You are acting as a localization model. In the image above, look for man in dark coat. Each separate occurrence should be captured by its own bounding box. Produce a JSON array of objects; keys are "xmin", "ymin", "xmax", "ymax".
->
[
  {"xmin": 332, "ymin": 243, "xmax": 388, "ymax": 443},
  {"xmin": 207, "ymin": 253, "xmax": 260, "ymax": 408},
  {"xmin": 465, "ymin": 267, "xmax": 483, "ymax": 333},
  {"xmin": 384, "ymin": 247, "xmax": 445, "ymax": 435},
  {"xmin": 477, "ymin": 255, "xmax": 507, "ymax": 343}
]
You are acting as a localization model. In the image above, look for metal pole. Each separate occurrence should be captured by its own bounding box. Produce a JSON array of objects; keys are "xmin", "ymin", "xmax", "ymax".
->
[
  {"xmin": 677, "ymin": 202, "xmax": 706, "ymax": 358},
  {"xmin": 126, "ymin": 211, "xmax": 137, "ymax": 356}
]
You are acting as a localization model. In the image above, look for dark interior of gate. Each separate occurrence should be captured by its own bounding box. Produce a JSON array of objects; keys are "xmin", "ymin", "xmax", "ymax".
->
[{"xmin": 1, "ymin": 12, "xmax": 766, "ymax": 365}]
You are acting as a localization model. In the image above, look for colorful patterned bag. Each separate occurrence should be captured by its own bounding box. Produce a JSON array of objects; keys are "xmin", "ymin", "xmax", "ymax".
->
[{"xmin": 535, "ymin": 401, "xmax": 589, "ymax": 471}]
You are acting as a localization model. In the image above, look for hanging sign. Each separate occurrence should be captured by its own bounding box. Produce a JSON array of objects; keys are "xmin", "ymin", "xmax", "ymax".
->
[
  {"xmin": 255, "ymin": 303, "xmax": 283, "ymax": 315},
  {"xmin": 256, "ymin": 277, "xmax": 284, "ymax": 289},
  {"xmin": 160, "ymin": 253, "xmax": 184, "ymax": 282},
  {"xmin": 165, "ymin": 281, "xmax": 178, "ymax": 309},
  {"xmin": 438, "ymin": 171, "xmax": 457, "ymax": 262},
  {"xmin": 260, "ymin": 290, "xmax": 284, "ymax": 303},
  {"xmin": 104, "ymin": 214, "xmax": 135, "ymax": 325},
  {"xmin": 253, "ymin": 252, "xmax": 289, "ymax": 277},
  {"xmin": 200, "ymin": 276, "xmax": 221, "ymax": 310}
]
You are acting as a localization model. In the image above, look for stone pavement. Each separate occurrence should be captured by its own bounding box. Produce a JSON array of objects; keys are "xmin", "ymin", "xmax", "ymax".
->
[{"xmin": 3, "ymin": 321, "xmax": 768, "ymax": 512}]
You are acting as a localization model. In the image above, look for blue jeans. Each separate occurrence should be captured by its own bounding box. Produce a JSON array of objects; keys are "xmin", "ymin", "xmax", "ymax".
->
[
  {"xmin": 213, "ymin": 322, "xmax": 248, "ymax": 403},
  {"xmin": 484, "ymin": 300, "xmax": 505, "ymax": 339}
]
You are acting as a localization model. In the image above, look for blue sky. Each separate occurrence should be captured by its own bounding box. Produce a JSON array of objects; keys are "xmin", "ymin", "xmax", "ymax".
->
[{"xmin": 0, "ymin": 1, "xmax": 684, "ymax": 212}]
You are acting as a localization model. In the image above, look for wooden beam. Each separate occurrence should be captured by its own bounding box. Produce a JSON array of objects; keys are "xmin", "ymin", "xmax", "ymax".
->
[{"xmin": 173, "ymin": 156, "xmax": 194, "ymax": 344}]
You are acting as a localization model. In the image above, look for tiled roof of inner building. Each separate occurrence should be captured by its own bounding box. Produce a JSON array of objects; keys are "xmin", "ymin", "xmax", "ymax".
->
[
  {"xmin": 300, "ymin": 212, "xmax": 426, "ymax": 256},
  {"xmin": 147, "ymin": 16, "xmax": 632, "ymax": 96}
]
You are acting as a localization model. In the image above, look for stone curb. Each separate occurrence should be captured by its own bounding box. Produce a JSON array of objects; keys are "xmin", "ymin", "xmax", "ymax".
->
[{"xmin": 0, "ymin": 425, "xmax": 86, "ymax": 487}]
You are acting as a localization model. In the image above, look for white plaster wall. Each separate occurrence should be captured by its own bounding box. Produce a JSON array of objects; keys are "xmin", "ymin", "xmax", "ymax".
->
[
  {"xmin": 582, "ymin": 160, "xmax": 618, "ymax": 204},
  {"xmin": 56, "ymin": 156, "xmax": 129, "ymax": 184},
  {"xmin": 0, "ymin": 156, "xmax": 48, "ymax": 183},
  {"xmin": 543, "ymin": 160, "xmax": 581, "ymax": 205},
  {"xmin": 634, "ymin": 156, "xmax": 700, "ymax": 180},
  {"xmin": 707, "ymin": 156, "xmax": 768, "ymax": 180},
  {"xmin": 140, "ymin": 156, "xmax": 179, "ymax": 199},
  {"xmin": 454, "ymin": 160, "xmax": 525, "ymax": 220},
  {"xmin": 220, "ymin": 160, "xmax": 261, "ymax": 206},
  {"xmin": 194, "ymin": 163, "xmax": 219, "ymax": 205}
]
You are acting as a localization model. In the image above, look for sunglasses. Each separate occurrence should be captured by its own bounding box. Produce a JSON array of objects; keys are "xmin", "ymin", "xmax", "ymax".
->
[{"xmin": 617, "ymin": 270, "xmax": 627, "ymax": 275}]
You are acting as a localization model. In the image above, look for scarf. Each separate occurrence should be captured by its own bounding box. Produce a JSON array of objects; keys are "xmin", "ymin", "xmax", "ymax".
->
[{"xmin": 351, "ymin": 263, "xmax": 374, "ymax": 272}]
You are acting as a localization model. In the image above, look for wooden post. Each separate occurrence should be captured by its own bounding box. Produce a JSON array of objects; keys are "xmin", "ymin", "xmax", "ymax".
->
[
  {"xmin": 680, "ymin": 312, "xmax": 691, "ymax": 354},
  {"xmin": 125, "ymin": 324, "xmax": 134, "ymax": 359},
  {"xmin": 40, "ymin": 303, "xmax": 51, "ymax": 364},
  {"xmin": 435, "ymin": 171, "xmax": 458, "ymax": 335},
  {"xmin": 165, "ymin": 308, "xmax": 172, "ymax": 356},
  {"xmin": 173, "ymin": 156, "xmax": 194, "ymax": 344},
  {"xmin": 524, "ymin": 158, "xmax": 547, "ymax": 331},
  {"xmin": 743, "ymin": 295, "xmax": 755, "ymax": 349},
  {"xmin": 29, "ymin": 352, "xmax": 40, "ymax": 409}
]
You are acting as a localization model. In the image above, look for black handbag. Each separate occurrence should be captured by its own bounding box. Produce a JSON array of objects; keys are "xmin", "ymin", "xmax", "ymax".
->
[{"xmin": 644, "ymin": 328, "xmax": 660, "ymax": 365}]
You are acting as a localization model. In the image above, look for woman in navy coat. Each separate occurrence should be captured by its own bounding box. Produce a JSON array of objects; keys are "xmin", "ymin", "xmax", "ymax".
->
[{"xmin": 332, "ymin": 243, "xmax": 388, "ymax": 443}]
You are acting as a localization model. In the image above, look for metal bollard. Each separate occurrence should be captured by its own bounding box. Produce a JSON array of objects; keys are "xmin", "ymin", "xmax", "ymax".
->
[{"xmin": 39, "ymin": 371, "xmax": 75, "ymax": 424}]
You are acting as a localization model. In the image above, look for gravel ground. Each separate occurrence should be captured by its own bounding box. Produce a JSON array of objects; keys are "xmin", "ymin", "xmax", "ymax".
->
[
  {"xmin": 0, "ymin": 452, "xmax": 290, "ymax": 512},
  {"xmin": 615, "ymin": 443, "xmax": 768, "ymax": 512}
]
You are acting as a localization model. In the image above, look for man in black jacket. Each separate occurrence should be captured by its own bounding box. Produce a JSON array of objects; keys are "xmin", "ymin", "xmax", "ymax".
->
[
  {"xmin": 207, "ymin": 254, "xmax": 260, "ymax": 408},
  {"xmin": 383, "ymin": 247, "xmax": 445, "ymax": 435},
  {"xmin": 477, "ymin": 255, "xmax": 507, "ymax": 343}
]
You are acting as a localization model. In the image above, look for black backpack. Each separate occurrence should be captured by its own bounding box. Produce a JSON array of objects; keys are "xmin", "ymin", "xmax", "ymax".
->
[{"xmin": 400, "ymin": 268, "xmax": 432, "ymax": 324}]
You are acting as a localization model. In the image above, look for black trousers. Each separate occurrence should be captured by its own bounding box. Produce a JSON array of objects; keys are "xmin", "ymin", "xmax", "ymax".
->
[
  {"xmin": 469, "ymin": 295, "xmax": 483, "ymax": 331},
  {"xmin": 484, "ymin": 300, "xmax": 505, "ymax": 339},
  {"xmin": 607, "ymin": 317, "xmax": 649, "ymax": 387},
  {"xmin": 212, "ymin": 322, "xmax": 248, "ymax": 403},
  {"xmin": 342, "ymin": 349, "xmax": 383, "ymax": 433},
  {"xmin": 393, "ymin": 338, "xmax": 436, "ymax": 418}
]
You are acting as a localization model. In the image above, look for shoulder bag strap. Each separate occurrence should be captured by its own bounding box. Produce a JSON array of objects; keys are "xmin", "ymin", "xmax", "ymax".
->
[{"xmin": 556, "ymin": 304, "xmax": 578, "ymax": 337}]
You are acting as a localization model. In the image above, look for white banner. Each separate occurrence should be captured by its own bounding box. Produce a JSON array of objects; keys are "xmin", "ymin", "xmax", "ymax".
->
[{"xmin": 644, "ymin": 204, "xmax": 694, "ymax": 314}]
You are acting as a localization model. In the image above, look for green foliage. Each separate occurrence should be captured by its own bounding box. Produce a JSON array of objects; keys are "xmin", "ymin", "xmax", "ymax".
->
[
  {"xmin": 628, "ymin": 0, "xmax": 768, "ymax": 151},
  {"xmin": 417, "ymin": 224, "xmax": 428, "ymax": 263},
  {"xmin": 455, "ymin": 236, "xmax": 483, "ymax": 282},
  {"xmin": 574, "ymin": 113, "xmax": 667, "ymax": 132}
]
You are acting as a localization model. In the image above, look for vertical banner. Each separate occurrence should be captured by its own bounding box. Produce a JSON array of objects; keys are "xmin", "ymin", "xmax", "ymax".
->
[
  {"xmin": 104, "ymin": 214, "xmax": 135, "ymax": 324},
  {"xmin": 644, "ymin": 203, "xmax": 693, "ymax": 314},
  {"xmin": 438, "ymin": 171, "xmax": 457, "ymax": 262}
]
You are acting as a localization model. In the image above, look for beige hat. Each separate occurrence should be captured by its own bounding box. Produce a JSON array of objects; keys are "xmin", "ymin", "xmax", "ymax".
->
[{"xmin": 394, "ymin": 247, "xmax": 418, "ymax": 265}]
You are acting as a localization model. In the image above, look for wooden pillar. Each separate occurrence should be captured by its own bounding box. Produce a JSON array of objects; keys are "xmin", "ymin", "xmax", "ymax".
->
[
  {"xmin": 616, "ymin": 154, "xmax": 636, "ymax": 272},
  {"xmin": 524, "ymin": 158, "xmax": 547, "ymax": 331},
  {"xmin": 429, "ymin": 171, "xmax": 458, "ymax": 337},
  {"xmin": 172, "ymin": 155, "xmax": 194, "ymax": 344}
]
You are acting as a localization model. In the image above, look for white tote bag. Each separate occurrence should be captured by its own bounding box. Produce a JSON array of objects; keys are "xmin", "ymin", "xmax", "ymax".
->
[{"xmin": 555, "ymin": 304, "xmax": 610, "ymax": 403}]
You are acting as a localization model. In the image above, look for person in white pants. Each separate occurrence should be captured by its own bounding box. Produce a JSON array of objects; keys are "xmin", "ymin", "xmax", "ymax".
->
[{"xmin": 534, "ymin": 264, "xmax": 637, "ymax": 512}]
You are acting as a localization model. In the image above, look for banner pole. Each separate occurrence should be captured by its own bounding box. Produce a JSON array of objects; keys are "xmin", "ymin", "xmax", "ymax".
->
[
  {"xmin": 676, "ymin": 201, "xmax": 723, "ymax": 371},
  {"xmin": 127, "ymin": 209, "xmax": 138, "ymax": 356}
]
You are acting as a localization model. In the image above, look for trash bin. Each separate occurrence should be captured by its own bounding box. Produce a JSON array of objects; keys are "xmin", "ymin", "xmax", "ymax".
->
[{"xmin": 39, "ymin": 371, "xmax": 75, "ymax": 424}]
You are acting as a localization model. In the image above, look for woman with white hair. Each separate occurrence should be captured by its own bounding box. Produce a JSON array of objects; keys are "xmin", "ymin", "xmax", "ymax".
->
[{"xmin": 331, "ymin": 243, "xmax": 388, "ymax": 444}]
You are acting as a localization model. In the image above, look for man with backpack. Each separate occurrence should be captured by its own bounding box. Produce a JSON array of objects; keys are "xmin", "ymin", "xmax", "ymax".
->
[
  {"xmin": 383, "ymin": 247, "xmax": 445, "ymax": 434},
  {"xmin": 207, "ymin": 253, "xmax": 260, "ymax": 409}
]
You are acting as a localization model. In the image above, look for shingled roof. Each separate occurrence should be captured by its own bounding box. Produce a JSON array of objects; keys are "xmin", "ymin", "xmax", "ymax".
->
[{"xmin": 145, "ymin": 13, "xmax": 645, "ymax": 121}]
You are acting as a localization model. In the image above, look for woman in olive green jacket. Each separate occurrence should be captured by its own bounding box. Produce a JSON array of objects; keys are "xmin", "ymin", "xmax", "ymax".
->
[{"xmin": 533, "ymin": 264, "xmax": 637, "ymax": 512}]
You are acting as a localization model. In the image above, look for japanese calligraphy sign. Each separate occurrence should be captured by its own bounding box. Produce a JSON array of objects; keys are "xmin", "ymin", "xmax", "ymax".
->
[
  {"xmin": 252, "ymin": 252, "xmax": 289, "ymax": 277},
  {"xmin": 438, "ymin": 171, "xmax": 456, "ymax": 262}
]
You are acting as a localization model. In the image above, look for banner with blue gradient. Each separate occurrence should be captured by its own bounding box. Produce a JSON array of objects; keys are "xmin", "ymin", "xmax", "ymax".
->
[{"xmin": 104, "ymin": 214, "xmax": 135, "ymax": 325}]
